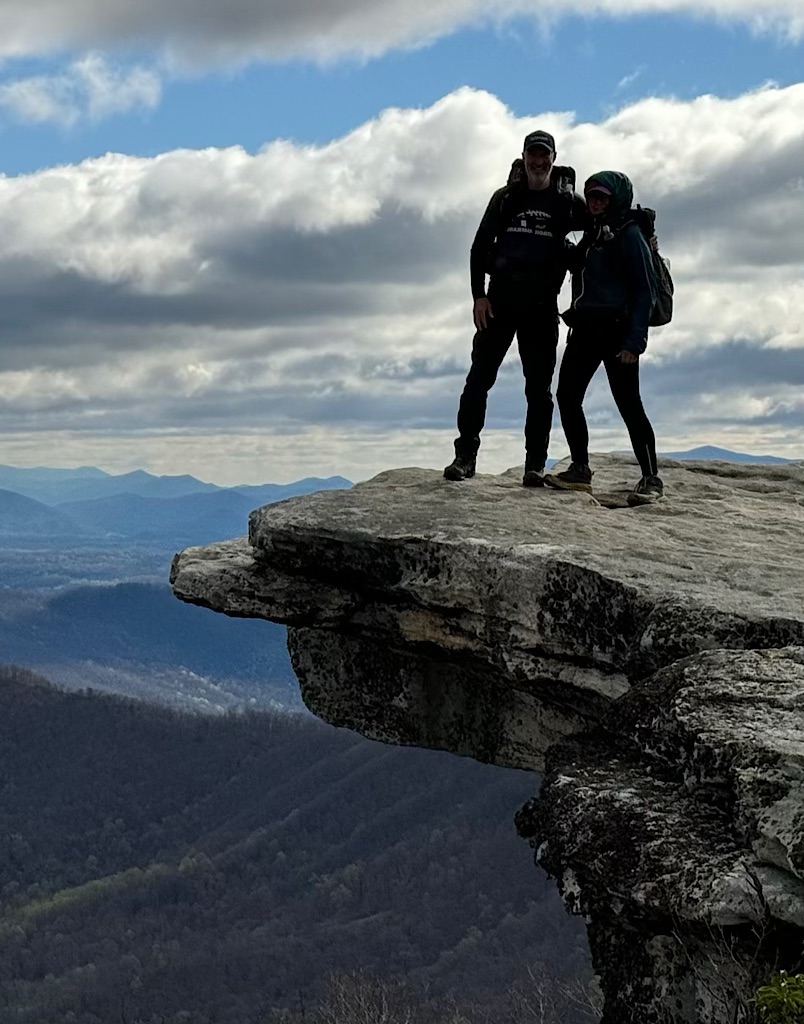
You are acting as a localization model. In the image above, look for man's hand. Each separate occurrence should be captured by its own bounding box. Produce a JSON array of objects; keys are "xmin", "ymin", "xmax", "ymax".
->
[
  {"xmin": 473, "ymin": 297, "xmax": 493, "ymax": 331},
  {"xmin": 650, "ymin": 234, "xmax": 659, "ymax": 252},
  {"xmin": 617, "ymin": 350, "xmax": 638, "ymax": 364}
]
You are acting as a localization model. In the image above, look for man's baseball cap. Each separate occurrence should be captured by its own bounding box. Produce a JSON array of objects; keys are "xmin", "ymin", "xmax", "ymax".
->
[
  {"xmin": 584, "ymin": 180, "xmax": 612, "ymax": 195},
  {"xmin": 523, "ymin": 130, "xmax": 555, "ymax": 153}
]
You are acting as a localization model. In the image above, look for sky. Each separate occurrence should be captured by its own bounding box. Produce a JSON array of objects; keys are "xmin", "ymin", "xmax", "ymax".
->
[{"xmin": 0, "ymin": 0, "xmax": 802, "ymax": 484}]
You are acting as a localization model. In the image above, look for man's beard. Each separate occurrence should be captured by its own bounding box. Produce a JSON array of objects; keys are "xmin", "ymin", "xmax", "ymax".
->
[{"xmin": 527, "ymin": 167, "xmax": 550, "ymax": 187}]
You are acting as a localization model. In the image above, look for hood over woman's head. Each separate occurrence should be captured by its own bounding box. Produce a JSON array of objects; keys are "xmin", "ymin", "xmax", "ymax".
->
[{"xmin": 584, "ymin": 171, "xmax": 634, "ymax": 226}]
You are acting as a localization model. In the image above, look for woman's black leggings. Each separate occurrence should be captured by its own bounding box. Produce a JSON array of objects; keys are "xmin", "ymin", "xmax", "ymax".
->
[{"xmin": 556, "ymin": 322, "xmax": 658, "ymax": 477}]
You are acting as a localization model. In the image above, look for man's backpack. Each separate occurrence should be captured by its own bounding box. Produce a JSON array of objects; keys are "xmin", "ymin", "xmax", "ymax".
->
[{"xmin": 627, "ymin": 205, "xmax": 674, "ymax": 327}]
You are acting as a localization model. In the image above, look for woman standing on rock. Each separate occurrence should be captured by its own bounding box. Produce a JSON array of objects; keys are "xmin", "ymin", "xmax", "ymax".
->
[{"xmin": 545, "ymin": 171, "xmax": 664, "ymax": 506}]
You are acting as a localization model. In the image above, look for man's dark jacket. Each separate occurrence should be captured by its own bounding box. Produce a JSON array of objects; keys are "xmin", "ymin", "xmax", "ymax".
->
[{"xmin": 469, "ymin": 164, "xmax": 587, "ymax": 301}]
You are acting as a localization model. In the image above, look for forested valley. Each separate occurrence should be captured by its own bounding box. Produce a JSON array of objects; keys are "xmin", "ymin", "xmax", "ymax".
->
[{"xmin": 0, "ymin": 665, "xmax": 594, "ymax": 1024}]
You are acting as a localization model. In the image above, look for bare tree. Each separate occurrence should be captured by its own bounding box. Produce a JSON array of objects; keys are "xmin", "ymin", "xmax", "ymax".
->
[
  {"xmin": 500, "ymin": 965, "xmax": 602, "ymax": 1024},
  {"xmin": 668, "ymin": 872, "xmax": 776, "ymax": 1024},
  {"xmin": 317, "ymin": 972, "xmax": 416, "ymax": 1024}
]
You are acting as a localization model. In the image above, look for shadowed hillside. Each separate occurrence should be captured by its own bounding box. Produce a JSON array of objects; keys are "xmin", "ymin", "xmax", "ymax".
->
[
  {"xmin": 0, "ymin": 582, "xmax": 298, "ymax": 711},
  {"xmin": 0, "ymin": 666, "xmax": 591, "ymax": 1024},
  {"xmin": 0, "ymin": 582, "xmax": 283, "ymax": 667}
]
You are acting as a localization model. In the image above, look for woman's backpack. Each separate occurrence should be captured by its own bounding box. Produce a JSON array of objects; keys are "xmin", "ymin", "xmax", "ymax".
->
[{"xmin": 627, "ymin": 205, "xmax": 674, "ymax": 327}]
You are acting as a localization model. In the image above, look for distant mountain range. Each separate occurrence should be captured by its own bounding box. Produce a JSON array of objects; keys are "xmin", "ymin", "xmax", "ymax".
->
[
  {"xmin": 0, "ymin": 463, "xmax": 352, "ymax": 506},
  {"xmin": 0, "ymin": 581, "xmax": 298, "ymax": 713},
  {"xmin": 0, "ymin": 465, "xmax": 353, "ymax": 545},
  {"xmin": 546, "ymin": 444, "xmax": 798, "ymax": 469},
  {"xmin": 0, "ymin": 488, "xmax": 90, "ymax": 538},
  {"xmin": 0, "ymin": 465, "xmax": 326, "ymax": 706},
  {"xmin": 657, "ymin": 445, "xmax": 796, "ymax": 464}
]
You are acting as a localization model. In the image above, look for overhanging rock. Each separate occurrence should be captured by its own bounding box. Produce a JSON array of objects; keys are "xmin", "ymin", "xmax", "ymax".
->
[
  {"xmin": 171, "ymin": 454, "xmax": 804, "ymax": 772},
  {"xmin": 170, "ymin": 454, "xmax": 804, "ymax": 1024}
]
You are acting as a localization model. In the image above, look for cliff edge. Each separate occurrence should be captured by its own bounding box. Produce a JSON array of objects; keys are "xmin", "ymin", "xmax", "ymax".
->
[{"xmin": 170, "ymin": 454, "xmax": 804, "ymax": 1023}]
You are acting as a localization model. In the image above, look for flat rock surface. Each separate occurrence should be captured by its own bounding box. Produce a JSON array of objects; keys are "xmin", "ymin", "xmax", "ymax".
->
[{"xmin": 247, "ymin": 454, "xmax": 804, "ymax": 622}]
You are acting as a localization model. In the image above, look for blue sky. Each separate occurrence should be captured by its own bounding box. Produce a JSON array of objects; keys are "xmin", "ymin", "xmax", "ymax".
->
[
  {"xmin": 0, "ymin": 1, "xmax": 801, "ymax": 483},
  {"xmin": 2, "ymin": 16, "xmax": 802, "ymax": 174}
]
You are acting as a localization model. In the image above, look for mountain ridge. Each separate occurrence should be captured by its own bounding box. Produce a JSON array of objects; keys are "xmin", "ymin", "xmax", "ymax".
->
[
  {"xmin": 0, "ymin": 464, "xmax": 353, "ymax": 506},
  {"xmin": 0, "ymin": 488, "xmax": 89, "ymax": 538},
  {"xmin": 657, "ymin": 444, "xmax": 796, "ymax": 464},
  {"xmin": 0, "ymin": 472, "xmax": 353, "ymax": 544}
]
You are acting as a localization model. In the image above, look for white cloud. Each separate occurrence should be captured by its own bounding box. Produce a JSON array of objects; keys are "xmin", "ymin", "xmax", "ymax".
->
[
  {"xmin": 616, "ymin": 67, "xmax": 645, "ymax": 91},
  {"xmin": 0, "ymin": 82, "xmax": 803, "ymax": 481},
  {"xmin": 0, "ymin": 0, "xmax": 798, "ymax": 67},
  {"xmin": 0, "ymin": 52, "xmax": 161, "ymax": 127}
]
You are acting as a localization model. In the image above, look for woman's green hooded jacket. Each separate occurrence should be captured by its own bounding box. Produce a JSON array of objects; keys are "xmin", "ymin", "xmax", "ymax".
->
[{"xmin": 566, "ymin": 170, "xmax": 656, "ymax": 355}]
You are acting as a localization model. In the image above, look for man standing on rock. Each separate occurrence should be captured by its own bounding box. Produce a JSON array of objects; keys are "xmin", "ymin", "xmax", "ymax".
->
[{"xmin": 444, "ymin": 130, "xmax": 587, "ymax": 486}]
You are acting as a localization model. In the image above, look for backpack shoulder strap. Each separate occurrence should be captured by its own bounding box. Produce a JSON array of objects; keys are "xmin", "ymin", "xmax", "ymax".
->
[
  {"xmin": 493, "ymin": 179, "xmax": 526, "ymax": 236},
  {"xmin": 552, "ymin": 165, "xmax": 579, "ymax": 235}
]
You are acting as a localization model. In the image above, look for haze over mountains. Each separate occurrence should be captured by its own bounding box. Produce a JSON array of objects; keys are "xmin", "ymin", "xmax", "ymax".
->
[
  {"xmin": 0, "ymin": 464, "xmax": 353, "ymax": 504},
  {"xmin": 656, "ymin": 445, "xmax": 795, "ymax": 464},
  {"xmin": 0, "ymin": 444, "xmax": 797, "ymax": 712},
  {"xmin": 0, "ymin": 465, "xmax": 351, "ymax": 545},
  {"xmin": 0, "ymin": 464, "xmax": 352, "ymax": 711}
]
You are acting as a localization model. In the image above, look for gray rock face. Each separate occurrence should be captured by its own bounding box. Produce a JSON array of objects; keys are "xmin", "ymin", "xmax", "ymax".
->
[
  {"xmin": 518, "ymin": 646, "xmax": 804, "ymax": 1022},
  {"xmin": 170, "ymin": 454, "xmax": 804, "ymax": 1023}
]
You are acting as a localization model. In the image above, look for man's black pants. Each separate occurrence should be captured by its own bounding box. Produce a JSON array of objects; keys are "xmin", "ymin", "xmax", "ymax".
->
[
  {"xmin": 556, "ymin": 320, "xmax": 658, "ymax": 477},
  {"xmin": 456, "ymin": 281, "xmax": 559, "ymax": 467}
]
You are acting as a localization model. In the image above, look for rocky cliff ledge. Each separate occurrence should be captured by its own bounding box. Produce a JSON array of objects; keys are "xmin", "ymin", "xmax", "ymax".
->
[{"xmin": 170, "ymin": 454, "xmax": 804, "ymax": 1023}]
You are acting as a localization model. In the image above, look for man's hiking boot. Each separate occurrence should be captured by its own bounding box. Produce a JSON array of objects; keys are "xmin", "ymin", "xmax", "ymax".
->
[
  {"xmin": 444, "ymin": 452, "xmax": 476, "ymax": 481},
  {"xmin": 627, "ymin": 475, "xmax": 664, "ymax": 506},
  {"xmin": 444, "ymin": 438, "xmax": 479, "ymax": 481},
  {"xmin": 544, "ymin": 462, "xmax": 593, "ymax": 493},
  {"xmin": 522, "ymin": 457, "xmax": 546, "ymax": 487}
]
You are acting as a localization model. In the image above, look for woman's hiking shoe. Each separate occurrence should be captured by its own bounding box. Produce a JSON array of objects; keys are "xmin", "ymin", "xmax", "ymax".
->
[
  {"xmin": 627, "ymin": 475, "xmax": 664, "ymax": 505},
  {"xmin": 444, "ymin": 452, "xmax": 477, "ymax": 481},
  {"xmin": 544, "ymin": 462, "xmax": 593, "ymax": 493},
  {"xmin": 522, "ymin": 459, "xmax": 546, "ymax": 487}
]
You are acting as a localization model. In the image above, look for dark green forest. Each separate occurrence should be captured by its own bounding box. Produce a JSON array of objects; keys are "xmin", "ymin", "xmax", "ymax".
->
[{"xmin": 0, "ymin": 666, "xmax": 593, "ymax": 1024}]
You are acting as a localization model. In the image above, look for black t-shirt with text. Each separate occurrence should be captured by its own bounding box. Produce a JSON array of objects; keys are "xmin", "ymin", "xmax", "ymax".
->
[
  {"xmin": 469, "ymin": 179, "xmax": 585, "ymax": 299},
  {"xmin": 492, "ymin": 187, "xmax": 565, "ymax": 280}
]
